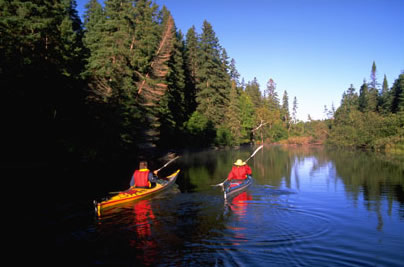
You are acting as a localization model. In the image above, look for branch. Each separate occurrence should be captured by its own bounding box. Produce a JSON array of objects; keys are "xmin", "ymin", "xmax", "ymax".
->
[{"xmin": 252, "ymin": 120, "xmax": 269, "ymax": 132}]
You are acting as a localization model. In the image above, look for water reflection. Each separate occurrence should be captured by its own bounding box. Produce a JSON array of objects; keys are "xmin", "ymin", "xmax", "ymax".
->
[
  {"xmin": 256, "ymin": 146, "xmax": 404, "ymax": 230},
  {"xmin": 180, "ymin": 145, "xmax": 404, "ymax": 231},
  {"xmin": 95, "ymin": 198, "xmax": 159, "ymax": 266},
  {"xmin": 223, "ymin": 191, "xmax": 252, "ymax": 247},
  {"xmin": 88, "ymin": 145, "xmax": 404, "ymax": 266},
  {"xmin": 226, "ymin": 191, "xmax": 252, "ymax": 219},
  {"xmin": 130, "ymin": 199, "xmax": 158, "ymax": 265}
]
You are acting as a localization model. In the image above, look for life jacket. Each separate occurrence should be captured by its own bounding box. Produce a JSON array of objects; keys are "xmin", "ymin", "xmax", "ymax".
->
[
  {"xmin": 227, "ymin": 165, "xmax": 252, "ymax": 180},
  {"xmin": 134, "ymin": 169, "xmax": 151, "ymax": 188}
]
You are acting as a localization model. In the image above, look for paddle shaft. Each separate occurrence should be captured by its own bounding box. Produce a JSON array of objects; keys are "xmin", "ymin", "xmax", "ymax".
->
[
  {"xmin": 155, "ymin": 156, "xmax": 180, "ymax": 173},
  {"xmin": 244, "ymin": 144, "xmax": 263, "ymax": 163}
]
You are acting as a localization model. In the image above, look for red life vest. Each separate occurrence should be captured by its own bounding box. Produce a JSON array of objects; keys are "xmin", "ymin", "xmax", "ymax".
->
[
  {"xmin": 134, "ymin": 169, "xmax": 150, "ymax": 188},
  {"xmin": 227, "ymin": 165, "xmax": 252, "ymax": 180}
]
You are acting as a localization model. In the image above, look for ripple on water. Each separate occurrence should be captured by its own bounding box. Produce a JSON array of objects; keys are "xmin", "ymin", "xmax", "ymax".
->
[{"xmin": 203, "ymin": 185, "xmax": 337, "ymax": 266}]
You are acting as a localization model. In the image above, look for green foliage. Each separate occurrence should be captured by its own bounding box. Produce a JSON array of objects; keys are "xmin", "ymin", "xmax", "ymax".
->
[
  {"xmin": 215, "ymin": 126, "xmax": 235, "ymax": 147},
  {"xmin": 245, "ymin": 78, "xmax": 262, "ymax": 107},
  {"xmin": 185, "ymin": 111, "xmax": 215, "ymax": 147},
  {"xmin": 238, "ymin": 92, "xmax": 255, "ymax": 142},
  {"xmin": 328, "ymin": 63, "xmax": 404, "ymax": 153},
  {"xmin": 391, "ymin": 73, "xmax": 404, "ymax": 113}
]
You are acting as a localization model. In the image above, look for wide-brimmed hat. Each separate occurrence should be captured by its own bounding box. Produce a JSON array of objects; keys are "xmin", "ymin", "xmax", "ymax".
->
[{"xmin": 234, "ymin": 159, "xmax": 246, "ymax": 166}]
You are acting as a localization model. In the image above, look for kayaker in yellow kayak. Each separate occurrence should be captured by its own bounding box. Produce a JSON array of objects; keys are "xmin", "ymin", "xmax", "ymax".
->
[{"xmin": 130, "ymin": 161, "xmax": 158, "ymax": 188}]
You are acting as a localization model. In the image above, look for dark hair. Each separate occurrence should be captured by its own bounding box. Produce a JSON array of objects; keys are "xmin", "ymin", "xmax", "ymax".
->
[{"xmin": 139, "ymin": 161, "xmax": 148, "ymax": 169}]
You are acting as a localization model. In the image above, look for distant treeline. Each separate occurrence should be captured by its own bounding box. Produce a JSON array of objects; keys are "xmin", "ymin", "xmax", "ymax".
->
[
  {"xmin": 1, "ymin": 1, "xmax": 403, "ymax": 163},
  {"xmin": 328, "ymin": 62, "xmax": 404, "ymax": 153}
]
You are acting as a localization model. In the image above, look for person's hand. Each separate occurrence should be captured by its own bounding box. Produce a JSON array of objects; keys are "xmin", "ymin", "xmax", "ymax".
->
[{"xmin": 153, "ymin": 170, "xmax": 158, "ymax": 175}]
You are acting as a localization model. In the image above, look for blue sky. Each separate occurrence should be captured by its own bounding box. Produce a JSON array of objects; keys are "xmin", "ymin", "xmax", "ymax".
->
[{"xmin": 76, "ymin": 0, "xmax": 404, "ymax": 120}]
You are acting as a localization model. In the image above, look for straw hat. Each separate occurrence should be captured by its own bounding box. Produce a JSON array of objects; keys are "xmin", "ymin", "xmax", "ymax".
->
[{"xmin": 234, "ymin": 159, "xmax": 246, "ymax": 166}]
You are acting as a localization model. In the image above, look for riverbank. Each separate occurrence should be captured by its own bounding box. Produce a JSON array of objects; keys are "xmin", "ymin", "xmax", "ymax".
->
[{"xmin": 275, "ymin": 136, "xmax": 324, "ymax": 146}]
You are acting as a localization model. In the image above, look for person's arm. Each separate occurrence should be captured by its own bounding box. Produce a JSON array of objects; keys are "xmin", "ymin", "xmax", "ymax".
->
[
  {"xmin": 148, "ymin": 171, "xmax": 158, "ymax": 183},
  {"xmin": 227, "ymin": 167, "xmax": 235, "ymax": 180},
  {"xmin": 130, "ymin": 173, "xmax": 135, "ymax": 187},
  {"xmin": 245, "ymin": 165, "xmax": 252, "ymax": 175}
]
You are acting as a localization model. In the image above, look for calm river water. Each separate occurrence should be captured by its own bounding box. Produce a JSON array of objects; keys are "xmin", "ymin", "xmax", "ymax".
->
[{"xmin": 30, "ymin": 145, "xmax": 404, "ymax": 266}]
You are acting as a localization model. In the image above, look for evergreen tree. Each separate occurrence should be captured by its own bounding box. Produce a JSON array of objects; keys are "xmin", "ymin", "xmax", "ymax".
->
[
  {"xmin": 229, "ymin": 58, "xmax": 240, "ymax": 86},
  {"xmin": 391, "ymin": 73, "xmax": 404, "ymax": 113},
  {"xmin": 340, "ymin": 84, "xmax": 359, "ymax": 112},
  {"xmin": 238, "ymin": 91, "xmax": 255, "ymax": 143},
  {"xmin": 195, "ymin": 20, "xmax": 231, "ymax": 126},
  {"xmin": 281, "ymin": 90, "xmax": 290, "ymax": 124},
  {"xmin": 367, "ymin": 61, "xmax": 379, "ymax": 112},
  {"xmin": 369, "ymin": 61, "xmax": 380, "ymax": 91},
  {"xmin": 379, "ymin": 74, "xmax": 391, "ymax": 114},
  {"xmin": 183, "ymin": 25, "xmax": 199, "ymax": 113},
  {"xmin": 1, "ymin": 0, "xmax": 85, "ymax": 159},
  {"xmin": 265, "ymin": 78, "xmax": 279, "ymax": 111},
  {"xmin": 83, "ymin": 0, "xmax": 176, "ymax": 150},
  {"xmin": 84, "ymin": 0, "xmax": 141, "ymax": 151},
  {"xmin": 359, "ymin": 80, "xmax": 369, "ymax": 112},
  {"xmin": 224, "ymin": 84, "xmax": 241, "ymax": 145},
  {"xmin": 292, "ymin": 96, "xmax": 298, "ymax": 124},
  {"xmin": 245, "ymin": 78, "xmax": 262, "ymax": 108}
]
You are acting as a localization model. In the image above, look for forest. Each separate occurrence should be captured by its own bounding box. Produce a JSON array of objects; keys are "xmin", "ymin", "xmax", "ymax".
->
[{"xmin": 1, "ymin": 0, "xmax": 403, "ymax": 164}]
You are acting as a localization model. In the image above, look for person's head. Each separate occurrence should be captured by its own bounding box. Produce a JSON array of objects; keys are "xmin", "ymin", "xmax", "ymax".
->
[
  {"xmin": 234, "ymin": 159, "xmax": 246, "ymax": 166},
  {"xmin": 139, "ymin": 161, "xmax": 148, "ymax": 169}
]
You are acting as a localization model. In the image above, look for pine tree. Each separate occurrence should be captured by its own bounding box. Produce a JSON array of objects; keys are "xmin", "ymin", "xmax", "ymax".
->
[
  {"xmin": 292, "ymin": 96, "xmax": 298, "ymax": 124},
  {"xmin": 238, "ymin": 91, "xmax": 255, "ymax": 143},
  {"xmin": 369, "ymin": 61, "xmax": 380, "ymax": 91},
  {"xmin": 379, "ymin": 74, "xmax": 391, "ymax": 114},
  {"xmin": 265, "ymin": 78, "xmax": 279, "ymax": 111},
  {"xmin": 83, "ymin": 0, "xmax": 176, "ymax": 149},
  {"xmin": 340, "ymin": 84, "xmax": 359, "ymax": 112},
  {"xmin": 84, "ymin": 0, "xmax": 138, "ymax": 101},
  {"xmin": 281, "ymin": 90, "xmax": 290, "ymax": 124},
  {"xmin": 391, "ymin": 73, "xmax": 404, "ymax": 113},
  {"xmin": 1, "ymin": 0, "xmax": 85, "ymax": 158},
  {"xmin": 225, "ymin": 85, "xmax": 242, "ymax": 145},
  {"xmin": 245, "ymin": 78, "xmax": 262, "ymax": 108},
  {"xmin": 229, "ymin": 58, "xmax": 240, "ymax": 86},
  {"xmin": 195, "ymin": 20, "xmax": 231, "ymax": 126},
  {"xmin": 359, "ymin": 80, "xmax": 369, "ymax": 112},
  {"xmin": 183, "ymin": 25, "xmax": 199, "ymax": 113},
  {"xmin": 367, "ymin": 61, "xmax": 379, "ymax": 112}
]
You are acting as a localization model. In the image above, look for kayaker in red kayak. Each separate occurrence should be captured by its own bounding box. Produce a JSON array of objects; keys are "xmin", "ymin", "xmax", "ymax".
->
[
  {"xmin": 130, "ymin": 161, "xmax": 158, "ymax": 188},
  {"xmin": 227, "ymin": 159, "xmax": 252, "ymax": 180}
]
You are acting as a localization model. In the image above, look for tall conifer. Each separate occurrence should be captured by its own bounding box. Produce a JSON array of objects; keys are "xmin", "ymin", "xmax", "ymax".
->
[
  {"xmin": 245, "ymin": 78, "xmax": 262, "ymax": 108},
  {"xmin": 195, "ymin": 20, "xmax": 231, "ymax": 126},
  {"xmin": 183, "ymin": 26, "xmax": 199, "ymax": 113}
]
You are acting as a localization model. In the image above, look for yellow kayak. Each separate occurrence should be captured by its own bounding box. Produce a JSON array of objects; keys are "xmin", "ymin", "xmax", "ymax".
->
[{"xmin": 95, "ymin": 169, "xmax": 180, "ymax": 216}]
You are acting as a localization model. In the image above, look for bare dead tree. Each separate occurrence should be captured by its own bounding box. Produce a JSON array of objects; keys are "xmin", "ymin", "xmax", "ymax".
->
[{"xmin": 137, "ymin": 14, "xmax": 175, "ymax": 107}]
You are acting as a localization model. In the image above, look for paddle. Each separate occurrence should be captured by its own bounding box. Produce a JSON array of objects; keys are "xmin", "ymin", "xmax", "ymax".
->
[
  {"xmin": 155, "ymin": 155, "xmax": 180, "ymax": 173},
  {"xmin": 109, "ymin": 155, "xmax": 180, "ymax": 194},
  {"xmin": 212, "ymin": 145, "xmax": 263, "ymax": 187}
]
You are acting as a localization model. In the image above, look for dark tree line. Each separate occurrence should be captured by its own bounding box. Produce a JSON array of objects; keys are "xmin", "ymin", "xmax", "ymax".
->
[
  {"xmin": 4, "ymin": 1, "xmax": 399, "ymax": 164},
  {"xmin": 0, "ymin": 0, "xmax": 300, "ymax": 162}
]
